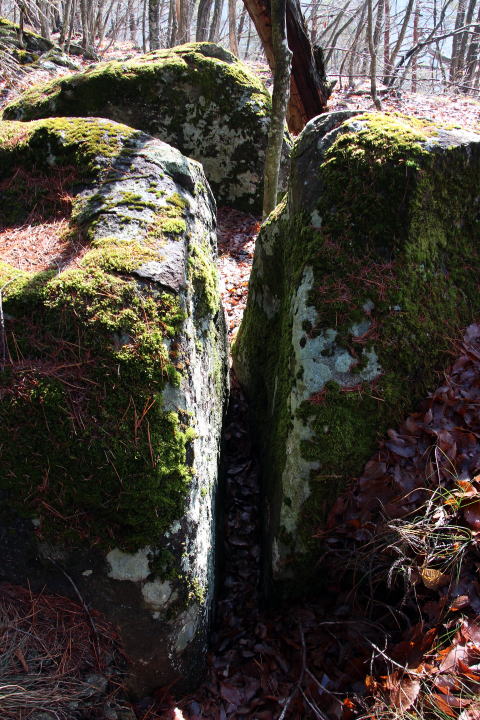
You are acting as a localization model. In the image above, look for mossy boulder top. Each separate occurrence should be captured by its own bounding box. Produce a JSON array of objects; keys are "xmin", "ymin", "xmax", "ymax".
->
[
  {"xmin": 233, "ymin": 111, "xmax": 480, "ymax": 588},
  {"xmin": 0, "ymin": 16, "xmax": 79, "ymax": 72},
  {"xmin": 0, "ymin": 16, "xmax": 53, "ymax": 53},
  {"xmin": 2, "ymin": 41, "xmax": 291, "ymax": 211},
  {"xmin": 0, "ymin": 116, "xmax": 228, "ymax": 694}
]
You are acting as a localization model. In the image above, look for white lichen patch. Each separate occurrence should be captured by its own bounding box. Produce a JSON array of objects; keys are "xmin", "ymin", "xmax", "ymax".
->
[
  {"xmin": 290, "ymin": 267, "xmax": 381, "ymax": 414},
  {"xmin": 142, "ymin": 579, "xmax": 177, "ymax": 610},
  {"xmin": 174, "ymin": 604, "xmax": 201, "ymax": 654},
  {"xmin": 106, "ymin": 547, "xmax": 151, "ymax": 582},
  {"xmin": 279, "ymin": 413, "xmax": 318, "ymax": 538},
  {"xmin": 277, "ymin": 266, "xmax": 382, "ymax": 552},
  {"xmin": 310, "ymin": 209, "xmax": 322, "ymax": 229}
]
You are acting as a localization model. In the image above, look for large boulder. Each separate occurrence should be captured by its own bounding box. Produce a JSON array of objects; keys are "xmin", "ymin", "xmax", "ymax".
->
[
  {"xmin": 233, "ymin": 111, "xmax": 480, "ymax": 588},
  {"xmin": 0, "ymin": 116, "xmax": 228, "ymax": 694},
  {"xmin": 2, "ymin": 42, "xmax": 291, "ymax": 212}
]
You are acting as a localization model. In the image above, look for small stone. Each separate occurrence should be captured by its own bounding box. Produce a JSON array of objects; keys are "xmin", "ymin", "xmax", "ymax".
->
[{"xmin": 83, "ymin": 673, "xmax": 108, "ymax": 696}]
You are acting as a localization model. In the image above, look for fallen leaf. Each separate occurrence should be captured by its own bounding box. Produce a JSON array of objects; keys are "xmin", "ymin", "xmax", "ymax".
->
[
  {"xmin": 450, "ymin": 595, "xmax": 471, "ymax": 611},
  {"xmin": 388, "ymin": 676, "xmax": 421, "ymax": 711},
  {"xmin": 464, "ymin": 501, "xmax": 480, "ymax": 530},
  {"xmin": 430, "ymin": 693, "xmax": 457, "ymax": 717},
  {"xmin": 421, "ymin": 567, "xmax": 450, "ymax": 590}
]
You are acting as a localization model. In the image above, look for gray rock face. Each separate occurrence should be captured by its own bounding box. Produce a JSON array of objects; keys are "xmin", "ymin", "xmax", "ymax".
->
[
  {"xmin": 2, "ymin": 41, "xmax": 291, "ymax": 212},
  {"xmin": 0, "ymin": 117, "xmax": 228, "ymax": 695},
  {"xmin": 234, "ymin": 111, "xmax": 480, "ymax": 590}
]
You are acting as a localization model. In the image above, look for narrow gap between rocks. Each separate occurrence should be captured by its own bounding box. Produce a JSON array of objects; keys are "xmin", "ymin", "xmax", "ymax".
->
[{"xmin": 145, "ymin": 207, "xmax": 480, "ymax": 720}]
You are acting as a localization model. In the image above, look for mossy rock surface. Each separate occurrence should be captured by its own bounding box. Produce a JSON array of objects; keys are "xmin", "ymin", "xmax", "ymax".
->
[
  {"xmin": 0, "ymin": 16, "xmax": 53, "ymax": 53},
  {"xmin": 233, "ymin": 111, "xmax": 480, "ymax": 590},
  {"xmin": 0, "ymin": 17, "xmax": 80, "ymax": 73},
  {"xmin": 0, "ymin": 116, "xmax": 228, "ymax": 694},
  {"xmin": 1, "ymin": 41, "xmax": 291, "ymax": 212}
]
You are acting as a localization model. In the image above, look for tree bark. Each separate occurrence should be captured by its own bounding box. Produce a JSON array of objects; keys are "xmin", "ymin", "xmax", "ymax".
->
[
  {"xmin": 242, "ymin": 0, "xmax": 331, "ymax": 133},
  {"xmin": 208, "ymin": 0, "xmax": 223, "ymax": 41},
  {"xmin": 229, "ymin": 0, "xmax": 239, "ymax": 54},
  {"xmin": 263, "ymin": 0, "xmax": 291, "ymax": 216},
  {"xmin": 458, "ymin": 0, "xmax": 477, "ymax": 86},
  {"xmin": 383, "ymin": 0, "xmax": 391, "ymax": 82},
  {"xmin": 464, "ymin": 2, "xmax": 480, "ymax": 85},
  {"xmin": 387, "ymin": 0, "xmax": 414, "ymax": 72},
  {"xmin": 450, "ymin": 0, "xmax": 466, "ymax": 83},
  {"xmin": 176, "ymin": 0, "xmax": 190, "ymax": 43},
  {"xmin": 149, "ymin": 0, "xmax": 160, "ymax": 48},
  {"xmin": 367, "ymin": 0, "xmax": 381, "ymax": 107},
  {"xmin": 411, "ymin": 0, "xmax": 420, "ymax": 91},
  {"xmin": 196, "ymin": 0, "xmax": 213, "ymax": 40}
]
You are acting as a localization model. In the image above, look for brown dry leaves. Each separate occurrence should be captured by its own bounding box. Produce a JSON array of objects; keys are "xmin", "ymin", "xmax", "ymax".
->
[{"xmin": 216, "ymin": 208, "xmax": 259, "ymax": 342}]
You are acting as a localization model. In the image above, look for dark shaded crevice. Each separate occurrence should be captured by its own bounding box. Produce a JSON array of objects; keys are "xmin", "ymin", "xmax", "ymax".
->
[{"xmin": 213, "ymin": 370, "xmax": 262, "ymax": 645}]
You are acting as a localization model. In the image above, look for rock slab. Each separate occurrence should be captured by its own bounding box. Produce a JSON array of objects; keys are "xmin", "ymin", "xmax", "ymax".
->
[
  {"xmin": 234, "ymin": 111, "xmax": 480, "ymax": 588},
  {"xmin": 0, "ymin": 117, "xmax": 228, "ymax": 695}
]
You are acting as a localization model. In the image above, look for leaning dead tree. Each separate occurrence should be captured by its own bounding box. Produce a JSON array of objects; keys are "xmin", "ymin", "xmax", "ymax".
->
[
  {"xmin": 242, "ymin": 0, "xmax": 331, "ymax": 133},
  {"xmin": 262, "ymin": 0, "xmax": 291, "ymax": 216}
]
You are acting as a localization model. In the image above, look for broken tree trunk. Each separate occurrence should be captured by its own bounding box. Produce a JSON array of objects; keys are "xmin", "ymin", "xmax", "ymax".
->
[{"xmin": 242, "ymin": 0, "xmax": 331, "ymax": 133}]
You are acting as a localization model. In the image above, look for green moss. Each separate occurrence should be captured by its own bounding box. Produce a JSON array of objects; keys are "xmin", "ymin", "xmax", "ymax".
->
[
  {"xmin": 12, "ymin": 48, "xmax": 38, "ymax": 64},
  {"xmin": 81, "ymin": 235, "xmax": 158, "ymax": 272},
  {"xmin": 112, "ymin": 191, "xmax": 157, "ymax": 212},
  {"xmin": 188, "ymin": 241, "xmax": 219, "ymax": 319},
  {"xmin": 0, "ymin": 249, "xmax": 194, "ymax": 550},
  {"xmin": 0, "ymin": 117, "xmax": 141, "ymax": 181},
  {"xmin": 0, "ymin": 119, "xmax": 204, "ymax": 553},
  {"xmin": 187, "ymin": 577, "xmax": 206, "ymax": 605}
]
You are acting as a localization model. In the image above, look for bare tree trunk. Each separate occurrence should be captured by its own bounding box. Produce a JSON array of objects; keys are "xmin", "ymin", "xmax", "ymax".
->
[
  {"xmin": 129, "ymin": 9, "xmax": 137, "ymax": 44},
  {"xmin": 324, "ymin": 2, "xmax": 365, "ymax": 66},
  {"xmin": 373, "ymin": 0, "xmax": 384, "ymax": 50},
  {"xmin": 149, "ymin": 0, "xmax": 160, "ymax": 48},
  {"xmin": 142, "ymin": 0, "xmax": 147, "ymax": 50},
  {"xmin": 37, "ymin": 0, "xmax": 50, "ymax": 40},
  {"xmin": 196, "ymin": 0, "xmax": 213, "ymax": 40},
  {"xmin": 66, "ymin": 0, "xmax": 76, "ymax": 53},
  {"xmin": 242, "ymin": 0, "xmax": 331, "ymax": 133},
  {"xmin": 367, "ymin": 0, "xmax": 381, "ymax": 107},
  {"xmin": 176, "ymin": 0, "xmax": 189, "ymax": 42},
  {"xmin": 237, "ymin": 4, "xmax": 247, "ymax": 40},
  {"xmin": 450, "ymin": 0, "xmax": 466, "ymax": 83},
  {"xmin": 263, "ymin": 0, "xmax": 291, "ymax": 217},
  {"xmin": 388, "ymin": 0, "xmax": 415, "ymax": 70},
  {"xmin": 244, "ymin": 12, "xmax": 252, "ymax": 57},
  {"xmin": 310, "ymin": 0, "xmax": 320, "ymax": 44},
  {"xmin": 228, "ymin": 0, "xmax": 239, "ymax": 54},
  {"xmin": 464, "ymin": 2, "xmax": 480, "ymax": 84},
  {"xmin": 208, "ymin": 0, "xmax": 223, "ymax": 41},
  {"xmin": 347, "ymin": 2, "xmax": 367, "ymax": 86},
  {"xmin": 59, "ymin": 0, "xmax": 73, "ymax": 47},
  {"xmin": 411, "ymin": 0, "xmax": 420, "ymax": 91},
  {"xmin": 383, "ymin": 0, "xmax": 391, "ymax": 81},
  {"xmin": 459, "ymin": 0, "xmax": 478, "ymax": 87},
  {"xmin": 18, "ymin": 5, "xmax": 25, "ymax": 48}
]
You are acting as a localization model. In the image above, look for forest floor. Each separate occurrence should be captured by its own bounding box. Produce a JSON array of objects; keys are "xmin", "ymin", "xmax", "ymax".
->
[{"xmin": 1, "ymin": 52, "xmax": 480, "ymax": 720}]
